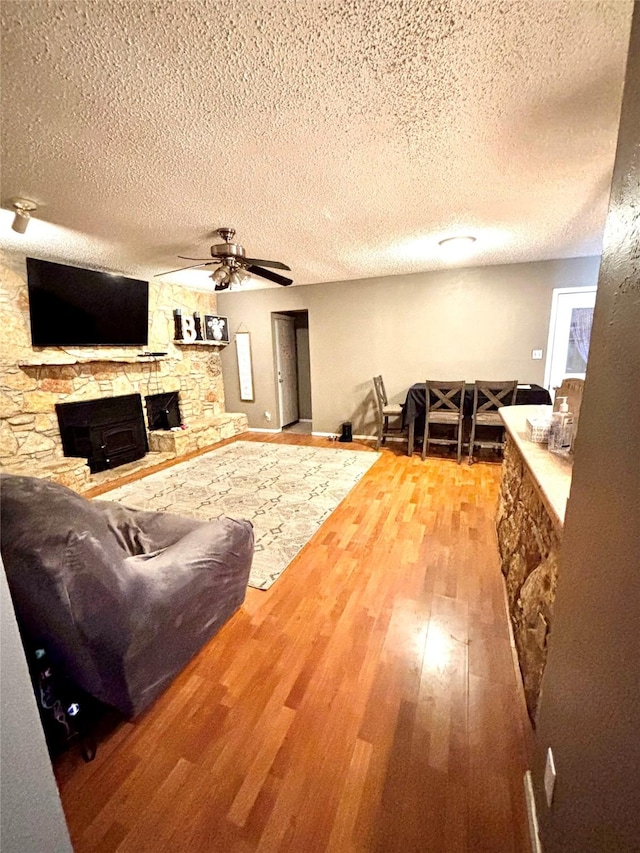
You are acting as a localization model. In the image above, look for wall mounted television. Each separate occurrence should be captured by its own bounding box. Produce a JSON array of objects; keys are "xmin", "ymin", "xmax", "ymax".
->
[{"xmin": 26, "ymin": 257, "xmax": 149, "ymax": 347}]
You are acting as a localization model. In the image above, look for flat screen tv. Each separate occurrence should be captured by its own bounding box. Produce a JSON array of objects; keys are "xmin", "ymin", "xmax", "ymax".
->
[{"xmin": 27, "ymin": 257, "xmax": 149, "ymax": 347}]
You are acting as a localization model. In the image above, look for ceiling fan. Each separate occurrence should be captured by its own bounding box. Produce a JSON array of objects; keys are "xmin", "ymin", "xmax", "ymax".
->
[{"xmin": 155, "ymin": 227, "xmax": 293, "ymax": 291}]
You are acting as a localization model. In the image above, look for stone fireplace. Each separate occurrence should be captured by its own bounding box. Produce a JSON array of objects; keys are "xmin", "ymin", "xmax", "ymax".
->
[{"xmin": 0, "ymin": 249, "xmax": 248, "ymax": 491}]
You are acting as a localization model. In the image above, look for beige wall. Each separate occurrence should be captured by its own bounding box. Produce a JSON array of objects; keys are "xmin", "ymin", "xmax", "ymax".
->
[
  {"xmin": 218, "ymin": 256, "xmax": 600, "ymax": 435},
  {"xmin": 533, "ymin": 9, "xmax": 640, "ymax": 851}
]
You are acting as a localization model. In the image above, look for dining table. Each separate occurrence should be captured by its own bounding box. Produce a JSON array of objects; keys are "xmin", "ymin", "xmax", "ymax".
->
[{"xmin": 402, "ymin": 382, "xmax": 552, "ymax": 456}]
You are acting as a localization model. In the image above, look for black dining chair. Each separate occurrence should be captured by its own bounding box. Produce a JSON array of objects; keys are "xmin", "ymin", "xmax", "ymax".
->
[
  {"xmin": 468, "ymin": 380, "xmax": 518, "ymax": 464},
  {"xmin": 421, "ymin": 381, "xmax": 466, "ymax": 464}
]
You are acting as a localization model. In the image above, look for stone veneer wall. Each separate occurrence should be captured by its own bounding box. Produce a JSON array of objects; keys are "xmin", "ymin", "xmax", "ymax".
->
[
  {"xmin": 0, "ymin": 250, "xmax": 232, "ymax": 485},
  {"xmin": 496, "ymin": 435, "xmax": 561, "ymax": 722}
]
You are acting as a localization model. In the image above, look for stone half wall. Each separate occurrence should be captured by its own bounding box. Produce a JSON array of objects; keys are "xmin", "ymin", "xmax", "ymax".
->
[
  {"xmin": 496, "ymin": 435, "xmax": 561, "ymax": 723},
  {"xmin": 0, "ymin": 250, "xmax": 244, "ymax": 489}
]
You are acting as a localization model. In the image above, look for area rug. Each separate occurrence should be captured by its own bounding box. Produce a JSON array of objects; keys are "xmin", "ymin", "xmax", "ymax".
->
[{"xmin": 103, "ymin": 441, "xmax": 380, "ymax": 589}]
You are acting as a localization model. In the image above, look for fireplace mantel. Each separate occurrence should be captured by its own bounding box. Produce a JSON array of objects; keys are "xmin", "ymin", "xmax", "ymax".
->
[
  {"xmin": 19, "ymin": 354, "xmax": 170, "ymax": 367},
  {"xmin": 173, "ymin": 340, "xmax": 229, "ymax": 348}
]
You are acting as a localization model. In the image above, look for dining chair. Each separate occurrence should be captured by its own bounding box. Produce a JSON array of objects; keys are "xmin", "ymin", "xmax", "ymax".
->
[
  {"xmin": 372, "ymin": 375, "xmax": 406, "ymax": 451},
  {"xmin": 468, "ymin": 380, "xmax": 518, "ymax": 464},
  {"xmin": 421, "ymin": 381, "xmax": 466, "ymax": 463}
]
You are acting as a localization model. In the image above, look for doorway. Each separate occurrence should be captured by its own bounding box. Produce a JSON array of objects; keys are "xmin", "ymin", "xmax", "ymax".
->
[
  {"xmin": 272, "ymin": 311, "xmax": 312, "ymax": 430},
  {"xmin": 544, "ymin": 286, "xmax": 597, "ymax": 394}
]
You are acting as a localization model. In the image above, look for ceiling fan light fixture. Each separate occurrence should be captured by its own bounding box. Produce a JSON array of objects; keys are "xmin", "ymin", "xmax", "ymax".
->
[
  {"xmin": 211, "ymin": 266, "xmax": 229, "ymax": 284},
  {"xmin": 228, "ymin": 270, "xmax": 243, "ymax": 289}
]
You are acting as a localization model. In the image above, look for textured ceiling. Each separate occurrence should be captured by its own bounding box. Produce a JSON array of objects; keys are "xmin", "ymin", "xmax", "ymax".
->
[{"xmin": 0, "ymin": 0, "xmax": 634, "ymax": 290}]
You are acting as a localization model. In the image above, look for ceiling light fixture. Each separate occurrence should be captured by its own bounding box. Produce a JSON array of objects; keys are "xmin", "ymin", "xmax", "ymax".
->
[
  {"xmin": 227, "ymin": 270, "xmax": 243, "ymax": 289},
  {"xmin": 438, "ymin": 235, "xmax": 477, "ymax": 255},
  {"xmin": 211, "ymin": 266, "xmax": 230, "ymax": 284},
  {"xmin": 210, "ymin": 264, "xmax": 251, "ymax": 291},
  {"xmin": 10, "ymin": 198, "xmax": 38, "ymax": 234}
]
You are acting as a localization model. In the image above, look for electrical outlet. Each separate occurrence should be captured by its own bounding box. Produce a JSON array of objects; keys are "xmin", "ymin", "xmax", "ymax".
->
[
  {"xmin": 544, "ymin": 747, "xmax": 557, "ymax": 807},
  {"xmin": 532, "ymin": 349, "xmax": 543, "ymax": 360},
  {"xmin": 264, "ymin": 411, "xmax": 271, "ymax": 422}
]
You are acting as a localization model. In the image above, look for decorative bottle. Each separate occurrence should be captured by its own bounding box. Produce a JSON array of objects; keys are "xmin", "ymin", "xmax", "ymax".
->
[
  {"xmin": 193, "ymin": 312, "xmax": 203, "ymax": 341},
  {"xmin": 173, "ymin": 309, "xmax": 183, "ymax": 340},
  {"xmin": 548, "ymin": 397, "xmax": 573, "ymax": 453}
]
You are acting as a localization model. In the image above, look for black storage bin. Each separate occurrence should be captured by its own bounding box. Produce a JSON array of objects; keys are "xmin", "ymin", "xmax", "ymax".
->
[{"xmin": 338, "ymin": 421, "xmax": 353, "ymax": 442}]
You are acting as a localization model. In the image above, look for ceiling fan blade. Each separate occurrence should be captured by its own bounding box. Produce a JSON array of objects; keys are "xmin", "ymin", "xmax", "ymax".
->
[
  {"xmin": 242, "ymin": 257, "xmax": 291, "ymax": 271},
  {"xmin": 154, "ymin": 262, "xmax": 214, "ymax": 277},
  {"xmin": 178, "ymin": 256, "xmax": 221, "ymax": 262},
  {"xmin": 246, "ymin": 265, "xmax": 293, "ymax": 286}
]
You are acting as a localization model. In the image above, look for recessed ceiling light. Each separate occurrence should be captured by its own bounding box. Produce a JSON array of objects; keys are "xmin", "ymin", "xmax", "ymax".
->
[
  {"xmin": 437, "ymin": 235, "xmax": 478, "ymax": 263},
  {"xmin": 438, "ymin": 235, "xmax": 477, "ymax": 250}
]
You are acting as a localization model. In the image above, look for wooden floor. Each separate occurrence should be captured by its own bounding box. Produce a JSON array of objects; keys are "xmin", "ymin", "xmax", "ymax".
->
[{"xmin": 55, "ymin": 434, "xmax": 533, "ymax": 852}]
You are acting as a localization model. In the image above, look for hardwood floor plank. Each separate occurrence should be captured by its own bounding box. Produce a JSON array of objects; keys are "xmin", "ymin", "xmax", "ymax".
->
[
  {"xmin": 228, "ymin": 705, "xmax": 297, "ymax": 828},
  {"xmin": 53, "ymin": 435, "xmax": 532, "ymax": 852},
  {"xmin": 326, "ymin": 737, "xmax": 374, "ymax": 853}
]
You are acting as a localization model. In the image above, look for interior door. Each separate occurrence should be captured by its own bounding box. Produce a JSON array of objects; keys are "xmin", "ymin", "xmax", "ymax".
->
[
  {"xmin": 545, "ymin": 286, "xmax": 597, "ymax": 393},
  {"xmin": 274, "ymin": 315, "xmax": 299, "ymax": 427}
]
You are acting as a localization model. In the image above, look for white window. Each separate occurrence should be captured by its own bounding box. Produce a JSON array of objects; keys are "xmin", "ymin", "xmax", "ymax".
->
[{"xmin": 544, "ymin": 286, "xmax": 597, "ymax": 394}]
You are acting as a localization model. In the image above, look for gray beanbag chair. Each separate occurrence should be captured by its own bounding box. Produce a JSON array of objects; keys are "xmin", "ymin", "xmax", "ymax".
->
[{"xmin": 0, "ymin": 473, "xmax": 254, "ymax": 716}]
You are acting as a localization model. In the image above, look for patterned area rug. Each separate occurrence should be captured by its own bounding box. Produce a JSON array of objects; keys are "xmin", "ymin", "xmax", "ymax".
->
[{"xmin": 104, "ymin": 441, "xmax": 380, "ymax": 589}]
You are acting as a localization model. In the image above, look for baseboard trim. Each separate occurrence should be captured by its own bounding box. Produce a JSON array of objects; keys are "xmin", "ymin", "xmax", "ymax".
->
[
  {"xmin": 356, "ymin": 434, "xmax": 406, "ymax": 443},
  {"xmin": 311, "ymin": 431, "xmax": 405, "ymax": 445},
  {"xmin": 247, "ymin": 427, "xmax": 283, "ymax": 434}
]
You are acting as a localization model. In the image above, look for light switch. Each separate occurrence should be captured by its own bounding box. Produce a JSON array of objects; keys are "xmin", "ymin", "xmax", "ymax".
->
[{"xmin": 532, "ymin": 349, "xmax": 543, "ymax": 360}]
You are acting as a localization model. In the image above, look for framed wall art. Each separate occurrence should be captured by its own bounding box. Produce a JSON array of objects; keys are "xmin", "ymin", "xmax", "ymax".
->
[{"xmin": 204, "ymin": 314, "xmax": 230, "ymax": 344}]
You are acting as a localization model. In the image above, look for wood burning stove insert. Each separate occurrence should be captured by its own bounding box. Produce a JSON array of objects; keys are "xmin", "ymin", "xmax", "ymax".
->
[{"xmin": 56, "ymin": 394, "xmax": 148, "ymax": 473}]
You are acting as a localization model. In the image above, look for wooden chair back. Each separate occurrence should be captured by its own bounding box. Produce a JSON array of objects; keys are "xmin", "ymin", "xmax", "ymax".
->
[
  {"xmin": 426, "ymin": 380, "xmax": 466, "ymax": 415},
  {"xmin": 373, "ymin": 375, "xmax": 388, "ymax": 412},
  {"xmin": 472, "ymin": 380, "xmax": 518, "ymax": 414}
]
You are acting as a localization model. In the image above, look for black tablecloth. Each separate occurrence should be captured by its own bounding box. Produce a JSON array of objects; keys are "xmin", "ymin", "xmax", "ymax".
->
[{"xmin": 402, "ymin": 383, "xmax": 551, "ymax": 428}]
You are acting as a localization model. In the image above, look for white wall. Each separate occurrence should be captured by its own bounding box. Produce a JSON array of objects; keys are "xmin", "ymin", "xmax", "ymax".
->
[
  {"xmin": 218, "ymin": 256, "xmax": 600, "ymax": 434},
  {"xmin": 0, "ymin": 559, "xmax": 73, "ymax": 853}
]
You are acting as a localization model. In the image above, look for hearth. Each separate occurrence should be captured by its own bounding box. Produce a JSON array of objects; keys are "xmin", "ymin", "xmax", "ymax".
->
[
  {"xmin": 145, "ymin": 391, "xmax": 182, "ymax": 431},
  {"xmin": 56, "ymin": 394, "xmax": 148, "ymax": 473}
]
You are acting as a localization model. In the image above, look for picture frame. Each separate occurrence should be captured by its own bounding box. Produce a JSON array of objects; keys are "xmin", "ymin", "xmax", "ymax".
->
[{"xmin": 203, "ymin": 314, "xmax": 229, "ymax": 344}]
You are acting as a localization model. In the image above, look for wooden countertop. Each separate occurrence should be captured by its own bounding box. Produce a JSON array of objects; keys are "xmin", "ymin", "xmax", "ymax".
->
[{"xmin": 500, "ymin": 404, "xmax": 573, "ymax": 529}]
